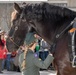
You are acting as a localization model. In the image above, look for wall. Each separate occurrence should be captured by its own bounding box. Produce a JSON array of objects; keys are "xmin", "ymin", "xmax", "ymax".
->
[
  {"xmin": 0, "ymin": 3, "xmax": 13, "ymax": 31},
  {"xmin": 68, "ymin": 0, "xmax": 76, "ymax": 7}
]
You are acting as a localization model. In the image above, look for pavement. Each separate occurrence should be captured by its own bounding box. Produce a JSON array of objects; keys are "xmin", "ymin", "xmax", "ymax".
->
[{"xmin": 0, "ymin": 70, "xmax": 56, "ymax": 75}]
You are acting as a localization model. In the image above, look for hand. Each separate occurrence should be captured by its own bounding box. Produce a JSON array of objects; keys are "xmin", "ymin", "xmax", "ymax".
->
[
  {"xmin": 49, "ymin": 53, "xmax": 53, "ymax": 56},
  {"xmin": 49, "ymin": 48, "xmax": 53, "ymax": 56},
  {"xmin": 20, "ymin": 46, "xmax": 25, "ymax": 50}
]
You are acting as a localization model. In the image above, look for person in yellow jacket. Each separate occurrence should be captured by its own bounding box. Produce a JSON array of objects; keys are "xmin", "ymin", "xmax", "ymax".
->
[{"xmin": 19, "ymin": 32, "xmax": 54, "ymax": 75}]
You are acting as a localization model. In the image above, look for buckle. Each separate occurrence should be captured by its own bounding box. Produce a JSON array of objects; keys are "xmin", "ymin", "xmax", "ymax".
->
[{"xmin": 72, "ymin": 55, "xmax": 76, "ymax": 67}]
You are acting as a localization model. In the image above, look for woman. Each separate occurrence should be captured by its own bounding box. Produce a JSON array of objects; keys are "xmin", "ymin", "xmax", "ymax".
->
[
  {"xmin": 19, "ymin": 32, "xmax": 54, "ymax": 75},
  {"xmin": 0, "ymin": 30, "xmax": 8, "ymax": 73}
]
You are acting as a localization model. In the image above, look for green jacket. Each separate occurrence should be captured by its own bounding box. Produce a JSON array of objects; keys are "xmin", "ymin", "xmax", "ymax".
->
[{"xmin": 19, "ymin": 49, "xmax": 54, "ymax": 75}]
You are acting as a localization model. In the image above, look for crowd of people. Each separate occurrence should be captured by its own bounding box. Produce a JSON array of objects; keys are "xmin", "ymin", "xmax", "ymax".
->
[
  {"xmin": 0, "ymin": 28, "xmax": 54, "ymax": 75},
  {"xmin": 0, "ymin": 28, "xmax": 18, "ymax": 73}
]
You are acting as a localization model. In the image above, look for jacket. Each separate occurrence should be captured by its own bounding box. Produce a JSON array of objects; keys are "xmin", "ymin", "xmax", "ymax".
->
[
  {"xmin": 0, "ymin": 39, "xmax": 8, "ymax": 59},
  {"xmin": 19, "ymin": 49, "xmax": 54, "ymax": 75}
]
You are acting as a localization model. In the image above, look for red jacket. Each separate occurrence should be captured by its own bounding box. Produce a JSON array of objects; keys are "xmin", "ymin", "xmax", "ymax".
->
[{"xmin": 0, "ymin": 40, "xmax": 8, "ymax": 59}]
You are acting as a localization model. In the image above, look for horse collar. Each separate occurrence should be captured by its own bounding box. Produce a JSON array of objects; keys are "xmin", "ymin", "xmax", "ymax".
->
[
  {"xmin": 56, "ymin": 17, "xmax": 76, "ymax": 39},
  {"xmin": 50, "ymin": 17, "xmax": 76, "ymax": 54}
]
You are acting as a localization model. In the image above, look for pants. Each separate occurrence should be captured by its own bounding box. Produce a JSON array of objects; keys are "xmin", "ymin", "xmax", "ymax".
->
[
  {"xmin": 6, "ymin": 54, "xmax": 11, "ymax": 70},
  {"xmin": 0, "ymin": 59, "xmax": 3, "ymax": 71},
  {"xmin": 2, "ymin": 59, "xmax": 6, "ymax": 70},
  {"xmin": 39, "ymin": 51, "xmax": 49, "ymax": 61}
]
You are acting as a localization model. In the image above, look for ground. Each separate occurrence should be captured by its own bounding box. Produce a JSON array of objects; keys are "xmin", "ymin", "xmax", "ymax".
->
[{"xmin": 0, "ymin": 70, "xmax": 56, "ymax": 75}]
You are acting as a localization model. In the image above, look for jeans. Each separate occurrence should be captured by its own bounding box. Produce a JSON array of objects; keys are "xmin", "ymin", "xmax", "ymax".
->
[
  {"xmin": 39, "ymin": 51, "xmax": 49, "ymax": 61},
  {"xmin": 0, "ymin": 59, "xmax": 3, "ymax": 71},
  {"xmin": 6, "ymin": 54, "xmax": 11, "ymax": 71},
  {"xmin": 2, "ymin": 59, "xmax": 6, "ymax": 70}
]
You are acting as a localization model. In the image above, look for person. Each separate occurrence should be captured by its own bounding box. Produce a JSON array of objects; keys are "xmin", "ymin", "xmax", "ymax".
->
[
  {"xmin": 35, "ymin": 36, "xmax": 41, "ymax": 57},
  {"xmin": 39, "ymin": 39, "xmax": 50, "ymax": 61},
  {"xmin": 13, "ymin": 48, "xmax": 23, "ymax": 72},
  {"xmin": 10, "ymin": 51, "xmax": 17, "ymax": 71},
  {"xmin": 68, "ymin": 20, "xmax": 76, "ymax": 67},
  {"xmin": 6, "ymin": 51, "xmax": 12, "ymax": 71},
  {"xmin": 35, "ymin": 42, "xmax": 40, "ymax": 57},
  {"xmin": 0, "ymin": 30, "xmax": 8, "ymax": 73},
  {"xmin": 19, "ymin": 32, "xmax": 54, "ymax": 75},
  {"xmin": 0, "ymin": 31, "xmax": 12, "ymax": 71}
]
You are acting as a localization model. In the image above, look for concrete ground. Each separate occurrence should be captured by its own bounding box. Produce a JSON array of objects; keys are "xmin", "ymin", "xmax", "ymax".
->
[{"xmin": 0, "ymin": 70, "xmax": 56, "ymax": 75}]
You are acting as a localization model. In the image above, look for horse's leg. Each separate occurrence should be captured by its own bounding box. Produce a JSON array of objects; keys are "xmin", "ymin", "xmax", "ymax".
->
[
  {"xmin": 53, "ymin": 35, "xmax": 76, "ymax": 75},
  {"xmin": 53, "ymin": 63, "xmax": 60, "ymax": 75},
  {"xmin": 53, "ymin": 60, "xmax": 60, "ymax": 75},
  {"xmin": 54, "ymin": 37, "xmax": 69, "ymax": 75},
  {"xmin": 55, "ymin": 61, "xmax": 76, "ymax": 75}
]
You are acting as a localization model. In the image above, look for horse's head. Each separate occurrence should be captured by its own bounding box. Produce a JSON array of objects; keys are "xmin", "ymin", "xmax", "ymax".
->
[
  {"xmin": 6, "ymin": 3, "xmax": 30, "ymax": 52},
  {"xmin": 6, "ymin": 2, "xmax": 76, "ymax": 52}
]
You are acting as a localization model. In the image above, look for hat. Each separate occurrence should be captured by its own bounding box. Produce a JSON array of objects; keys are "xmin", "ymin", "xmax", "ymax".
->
[{"xmin": 24, "ymin": 32, "xmax": 37, "ymax": 45}]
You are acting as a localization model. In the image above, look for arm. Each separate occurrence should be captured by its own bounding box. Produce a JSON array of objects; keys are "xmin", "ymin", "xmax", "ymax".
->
[{"xmin": 33, "ymin": 54, "xmax": 54, "ymax": 69}]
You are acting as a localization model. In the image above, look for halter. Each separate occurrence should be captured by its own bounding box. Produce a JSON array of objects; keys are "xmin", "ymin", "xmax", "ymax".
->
[
  {"xmin": 8, "ymin": 36, "xmax": 19, "ymax": 47},
  {"xmin": 8, "ymin": 8, "xmax": 26, "ymax": 48}
]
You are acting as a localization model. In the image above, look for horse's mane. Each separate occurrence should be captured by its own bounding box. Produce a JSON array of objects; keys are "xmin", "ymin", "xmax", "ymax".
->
[
  {"xmin": 42, "ymin": 3, "xmax": 76, "ymax": 19},
  {"xmin": 23, "ymin": 2, "xmax": 76, "ymax": 22}
]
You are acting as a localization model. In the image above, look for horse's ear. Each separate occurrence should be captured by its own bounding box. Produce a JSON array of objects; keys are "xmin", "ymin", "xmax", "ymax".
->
[{"xmin": 14, "ymin": 3, "xmax": 21, "ymax": 13}]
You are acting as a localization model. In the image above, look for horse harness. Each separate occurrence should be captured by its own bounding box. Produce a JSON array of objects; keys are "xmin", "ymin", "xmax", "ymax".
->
[
  {"xmin": 68, "ymin": 21, "xmax": 76, "ymax": 67},
  {"xmin": 10, "ymin": 7, "xmax": 76, "ymax": 67},
  {"xmin": 50, "ymin": 17, "xmax": 76, "ymax": 67},
  {"xmin": 8, "ymin": 8, "xmax": 27, "ymax": 48}
]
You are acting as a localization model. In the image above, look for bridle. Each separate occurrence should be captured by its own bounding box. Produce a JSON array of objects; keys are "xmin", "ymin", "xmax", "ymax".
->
[
  {"xmin": 8, "ymin": 5, "xmax": 76, "ymax": 51},
  {"xmin": 8, "ymin": 8, "xmax": 27, "ymax": 48},
  {"xmin": 8, "ymin": 36, "xmax": 20, "ymax": 47}
]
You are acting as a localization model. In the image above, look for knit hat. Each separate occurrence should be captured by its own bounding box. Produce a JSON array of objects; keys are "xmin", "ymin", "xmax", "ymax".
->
[{"xmin": 24, "ymin": 32, "xmax": 37, "ymax": 45}]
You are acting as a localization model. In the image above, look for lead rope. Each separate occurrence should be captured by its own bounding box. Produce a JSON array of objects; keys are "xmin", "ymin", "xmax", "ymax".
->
[{"xmin": 8, "ymin": 36, "xmax": 19, "ymax": 47}]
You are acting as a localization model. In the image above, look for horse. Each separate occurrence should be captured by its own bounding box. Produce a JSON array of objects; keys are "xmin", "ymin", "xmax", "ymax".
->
[
  {"xmin": 6, "ymin": 12, "xmax": 29, "ymax": 51},
  {"xmin": 6, "ymin": 2, "xmax": 76, "ymax": 75}
]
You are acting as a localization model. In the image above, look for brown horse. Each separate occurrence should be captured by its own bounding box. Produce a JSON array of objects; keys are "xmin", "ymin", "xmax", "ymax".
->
[{"xmin": 6, "ymin": 3, "xmax": 76, "ymax": 75}]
